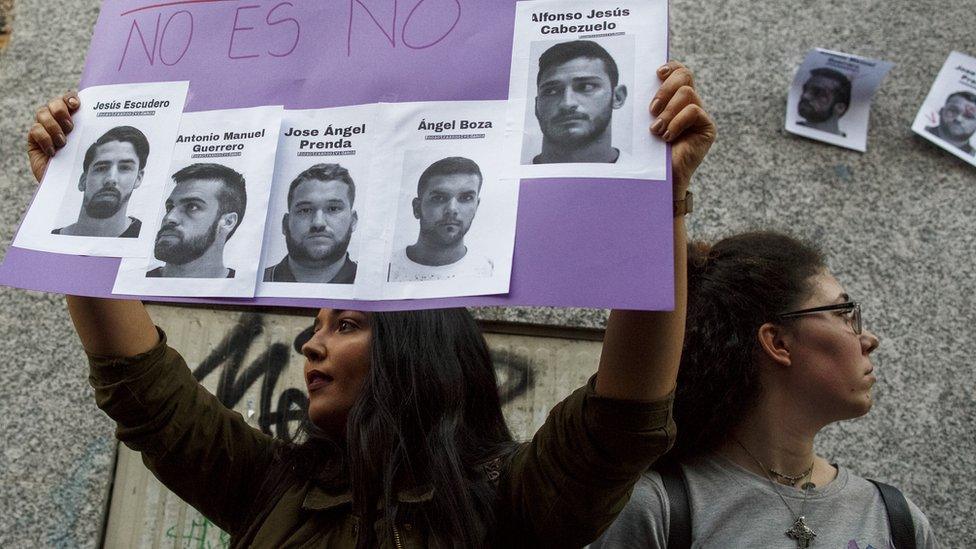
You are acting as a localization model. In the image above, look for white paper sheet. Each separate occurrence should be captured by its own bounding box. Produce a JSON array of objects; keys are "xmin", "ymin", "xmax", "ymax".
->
[
  {"xmin": 256, "ymin": 105, "xmax": 378, "ymax": 300},
  {"xmin": 14, "ymin": 82, "xmax": 189, "ymax": 256},
  {"xmin": 912, "ymin": 51, "xmax": 976, "ymax": 168},
  {"xmin": 785, "ymin": 49, "xmax": 894, "ymax": 152},
  {"xmin": 113, "ymin": 106, "xmax": 283, "ymax": 297},
  {"xmin": 257, "ymin": 101, "xmax": 517, "ymax": 301},
  {"xmin": 505, "ymin": 0, "xmax": 668, "ymax": 181},
  {"xmin": 366, "ymin": 100, "xmax": 518, "ymax": 300}
]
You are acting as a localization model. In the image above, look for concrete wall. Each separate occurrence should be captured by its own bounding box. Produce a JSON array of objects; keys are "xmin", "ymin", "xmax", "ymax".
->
[{"xmin": 1, "ymin": 0, "xmax": 973, "ymax": 547}]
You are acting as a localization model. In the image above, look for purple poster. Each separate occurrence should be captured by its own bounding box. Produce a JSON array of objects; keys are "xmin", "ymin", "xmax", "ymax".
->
[{"xmin": 0, "ymin": 0, "xmax": 674, "ymax": 311}]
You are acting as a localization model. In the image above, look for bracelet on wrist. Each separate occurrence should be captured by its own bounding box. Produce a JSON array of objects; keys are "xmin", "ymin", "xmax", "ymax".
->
[{"xmin": 673, "ymin": 191, "xmax": 693, "ymax": 217}]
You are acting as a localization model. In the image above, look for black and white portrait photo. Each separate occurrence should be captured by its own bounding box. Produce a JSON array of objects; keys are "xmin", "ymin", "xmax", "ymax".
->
[
  {"xmin": 264, "ymin": 163, "xmax": 359, "ymax": 284},
  {"xmin": 529, "ymin": 40, "xmax": 630, "ymax": 165},
  {"xmin": 506, "ymin": 0, "xmax": 668, "ymax": 181},
  {"xmin": 912, "ymin": 52, "xmax": 976, "ymax": 168},
  {"xmin": 924, "ymin": 91, "xmax": 976, "ymax": 156},
  {"xmin": 796, "ymin": 68, "xmax": 852, "ymax": 137},
  {"xmin": 785, "ymin": 49, "xmax": 893, "ymax": 152},
  {"xmin": 146, "ymin": 163, "xmax": 246, "ymax": 279},
  {"xmin": 521, "ymin": 37, "xmax": 635, "ymax": 167},
  {"xmin": 52, "ymin": 125, "xmax": 149, "ymax": 238},
  {"xmin": 113, "ymin": 106, "xmax": 283, "ymax": 298},
  {"xmin": 388, "ymin": 156, "xmax": 493, "ymax": 283},
  {"xmin": 257, "ymin": 105, "xmax": 375, "ymax": 300},
  {"xmin": 14, "ymin": 82, "xmax": 189, "ymax": 258}
]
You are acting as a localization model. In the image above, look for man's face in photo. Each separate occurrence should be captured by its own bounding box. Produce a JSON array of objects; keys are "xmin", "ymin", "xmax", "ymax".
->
[
  {"xmin": 79, "ymin": 140, "xmax": 144, "ymax": 219},
  {"xmin": 798, "ymin": 74, "xmax": 846, "ymax": 123},
  {"xmin": 535, "ymin": 57, "xmax": 626, "ymax": 147},
  {"xmin": 284, "ymin": 179, "xmax": 357, "ymax": 265},
  {"xmin": 938, "ymin": 95, "xmax": 976, "ymax": 141},
  {"xmin": 413, "ymin": 173, "xmax": 481, "ymax": 248},
  {"xmin": 154, "ymin": 179, "xmax": 227, "ymax": 265}
]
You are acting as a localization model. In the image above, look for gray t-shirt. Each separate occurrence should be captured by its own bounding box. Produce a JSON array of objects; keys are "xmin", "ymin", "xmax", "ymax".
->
[{"xmin": 591, "ymin": 454, "xmax": 938, "ymax": 548}]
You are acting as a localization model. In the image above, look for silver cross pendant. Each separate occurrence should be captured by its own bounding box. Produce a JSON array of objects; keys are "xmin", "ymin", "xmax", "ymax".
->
[{"xmin": 786, "ymin": 516, "xmax": 817, "ymax": 548}]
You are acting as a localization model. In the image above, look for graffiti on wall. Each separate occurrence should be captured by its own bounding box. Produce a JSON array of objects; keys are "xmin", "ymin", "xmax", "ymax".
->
[
  {"xmin": 191, "ymin": 313, "xmax": 306, "ymax": 443},
  {"xmin": 165, "ymin": 516, "xmax": 230, "ymax": 549},
  {"xmin": 192, "ymin": 313, "xmax": 535, "ymax": 443}
]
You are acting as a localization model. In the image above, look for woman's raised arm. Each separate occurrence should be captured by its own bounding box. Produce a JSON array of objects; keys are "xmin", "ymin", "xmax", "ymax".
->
[
  {"xmin": 28, "ymin": 92, "xmax": 159, "ymax": 357},
  {"xmin": 597, "ymin": 61, "xmax": 715, "ymax": 401}
]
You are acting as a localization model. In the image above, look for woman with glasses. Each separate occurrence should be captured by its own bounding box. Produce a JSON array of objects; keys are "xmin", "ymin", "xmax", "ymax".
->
[{"xmin": 594, "ymin": 231, "xmax": 938, "ymax": 548}]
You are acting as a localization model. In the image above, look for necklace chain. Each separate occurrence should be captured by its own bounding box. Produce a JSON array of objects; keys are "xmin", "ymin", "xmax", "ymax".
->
[
  {"xmin": 732, "ymin": 437, "xmax": 819, "ymax": 548},
  {"xmin": 769, "ymin": 463, "xmax": 814, "ymax": 485}
]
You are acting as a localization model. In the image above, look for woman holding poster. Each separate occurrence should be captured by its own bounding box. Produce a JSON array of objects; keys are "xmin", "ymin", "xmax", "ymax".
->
[{"xmin": 27, "ymin": 61, "xmax": 713, "ymax": 547}]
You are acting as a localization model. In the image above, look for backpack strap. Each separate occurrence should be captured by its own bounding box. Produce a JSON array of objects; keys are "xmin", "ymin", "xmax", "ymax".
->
[
  {"xmin": 657, "ymin": 461, "xmax": 692, "ymax": 549},
  {"xmin": 867, "ymin": 479, "xmax": 916, "ymax": 549}
]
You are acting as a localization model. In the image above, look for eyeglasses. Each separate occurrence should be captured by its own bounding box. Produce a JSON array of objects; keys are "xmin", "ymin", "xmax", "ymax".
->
[{"xmin": 778, "ymin": 301, "xmax": 862, "ymax": 335}]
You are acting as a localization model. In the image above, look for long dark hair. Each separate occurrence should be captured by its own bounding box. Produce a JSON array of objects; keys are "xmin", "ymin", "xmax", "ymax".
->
[
  {"xmin": 263, "ymin": 308, "xmax": 515, "ymax": 547},
  {"xmin": 671, "ymin": 231, "xmax": 825, "ymax": 459}
]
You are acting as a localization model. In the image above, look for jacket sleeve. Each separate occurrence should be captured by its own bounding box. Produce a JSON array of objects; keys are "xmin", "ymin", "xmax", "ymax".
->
[
  {"xmin": 88, "ymin": 328, "xmax": 276, "ymax": 536},
  {"xmin": 499, "ymin": 375, "xmax": 676, "ymax": 547}
]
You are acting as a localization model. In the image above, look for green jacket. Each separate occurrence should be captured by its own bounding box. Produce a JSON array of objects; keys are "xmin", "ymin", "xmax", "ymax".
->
[{"xmin": 90, "ymin": 330, "xmax": 676, "ymax": 548}]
